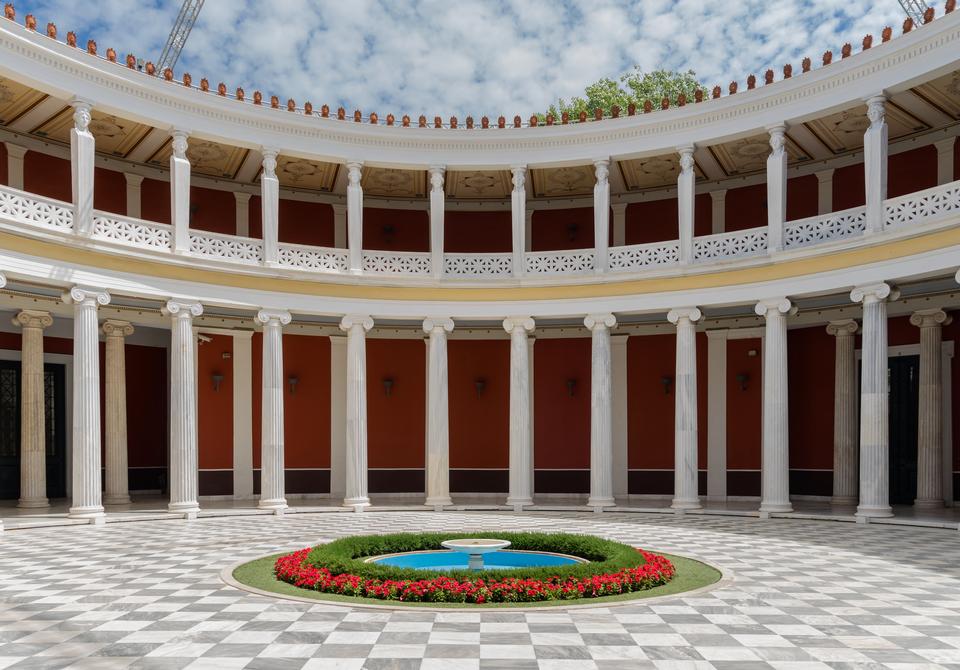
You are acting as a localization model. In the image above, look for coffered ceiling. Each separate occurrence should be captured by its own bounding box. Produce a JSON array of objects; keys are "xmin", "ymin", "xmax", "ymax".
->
[
  {"xmin": 362, "ymin": 167, "xmax": 427, "ymax": 198},
  {"xmin": 445, "ymin": 170, "xmax": 512, "ymax": 199}
]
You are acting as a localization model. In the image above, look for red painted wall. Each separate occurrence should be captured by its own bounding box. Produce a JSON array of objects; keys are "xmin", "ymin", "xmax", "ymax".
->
[
  {"xmin": 531, "ymin": 208, "xmax": 594, "ymax": 251},
  {"xmin": 198, "ymin": 334, "xmax": 233, "ymax": 470},
  {"xmin": 889, "ymin": 145, "xmax": 937, "ymax": 198},
  {"xmin": 786, "ymin": 174, "xmax": 818, "ymax": 221},
  {"xmin": 93, "ymin": 167, "xmax": 125, "ymax": 215},
  {"xmin": 956, "ymin": 139, "xmax": 960, "ymax": 180},
  {"xmin": 627, "ymin": 334, "xmax": 675, "ymax": 469},
  {"xmin": 191, "ymin": 186, "xmax": 235, "ymax": 235},
  {"xmin": 534, "ymin": 338, "xmax": 591, "ymax": 469},
  {"xmin": 887, "ymin": 314, "xmax": 919, "ymax": 347},
  {"xmin": 24, "ymin": 151, "xmax": 70, "ymax": 202},
  {"xmin": 0, "ymin": 143, "xmax": 7, "ymax": 185},
  {"xmin": 725, "ymin": 183, "xmax": 766, "ymax": 232},
  {"xmin": 445, "ymin": 211, "xmax": 512, "ymax": 252},
  {"xmin": 833, "ymin": 163, "xmax": 865, "ymax": 210},
  {"xmin": 945, "ymin": 316, "xmax": 960, "ymax": 490},
  {"xmin": 448, "ymin": 340, "xmax": 509, "ymax": 469},
  {"xmin": 249, "ymin": 195, "xmax": 262, "ymax": 239},
  {"xmin": 787, "ymin": 326, "xmax": 834, "ymax": 470},
  {"xmin": 124, "ymin": 343, "xmax": 167, "ymax": 470},
  {"xmin": 279, "ymin": 200, "xmax": 335, "ymax": 247},
  {"xmin": 363, "ymin": 207, "xmax": 429, "ymax": 252},
  {"xmin": 366, "ymin": 338, "xmax": 425, "ymax": 468},
  {"xmin": 726, "ymin": 338, "xmax": 762, "ymax": 470},
  {"xmin": 141, "ymin": 177, "xmax": 170, "ymax": 224},
  {"xmin": 624, "ymin": 195, "xmax": 712, "ymax": 244}
]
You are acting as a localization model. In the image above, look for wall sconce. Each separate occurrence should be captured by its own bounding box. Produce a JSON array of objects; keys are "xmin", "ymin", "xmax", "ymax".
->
[
  {"xmin": 661, "ymin": 375, "xmax": 673, "ymax": 395},
  {"xmin": 566, "ymin": 223, "xmax": 578, "ymax": 241},
  {"xmin": 382, "ymin": 377, "xmax": 394, "ymax": 397},
  {"xmin": 211, "ymin": 373, "xmax": 224, "ymax": 392},
  {"xmin": 288, "ymin": 375, "xmax": 299, "ymax": 394},
  {"xmin": 382, "ymin": 224, "xmax": 395, "ymax": 243},
  {"xmin": 736, "ymin": 373, "xmax": 749, "ymax": 391},
  {"xmin": 474, "ymin": 378, "xmax": 486, "ymax": 399},
  {"xmin": 566, "ymin": 378, "xmax": 577, "ymax": 397}
]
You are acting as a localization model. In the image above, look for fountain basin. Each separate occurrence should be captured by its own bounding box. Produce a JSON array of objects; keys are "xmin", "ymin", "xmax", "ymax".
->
[{"xmin": 367, "ymin": 545, "xmax": 586, "ymax": 572}]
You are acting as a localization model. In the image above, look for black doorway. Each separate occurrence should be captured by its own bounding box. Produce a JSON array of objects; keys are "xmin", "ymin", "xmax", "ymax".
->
[
  {"xmin": 0, "ymin": 360, "xmax": 67, "ymax": 500},
  {"xmin": 888, "ymin": 355, "xmax": 919, "ymax": 506}
]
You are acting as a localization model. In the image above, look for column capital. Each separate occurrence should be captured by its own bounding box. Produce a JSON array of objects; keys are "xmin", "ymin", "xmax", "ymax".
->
[
  {"xmin": 70, "ymin": 98, "xmax": 92, "ymax": 131},
  {"xmin": 584, "ymin": 313, "xmax": 616, "ymax": 331},
  {"xmin": 910, "ymin": 308, "xmax": 952, "ymax": 328},
  {"xmin": 255, "ymin": 309, "xmax": 292, "ymax": 326},
  {"xmin": 826, "ymin": 319, "xmax": 859, "ymax": 337},
  {"xmin": 709, "ymin": 189, "xmax": 727, "ymax": 202},
  {"xmin": 13, "ymin": 310, "xmax": 52, "ymax": 330},
  {"xmin": 610, "ymin": 202, "xmax": 627, "ymax": 214},
  {"xmin": 62, "ymin": 286, "xmax": 110, "ymax": 307},
  {"xmin": 4, "ymin": 142, "xmax": 28, "ymax": 159},
  {"xmin": 851, "ymin": 282, "xmax": 898, "ymax": 304},
  {"xmin": 667, "ymin": 307, "xmax": 702, "ymax": 324},
  {"xmin": 503, "ymin": 316, "xmax": 535, "ymax": 335},
  {"xmin": 123, "ymin": 172, "xmax": 144, "ymax": 187},
  {"xmin": 593, "ymin": 159, "xmax": 609, "ymax": 182},
  {"xmin": 422, "ymin": 317, "xmax": 454, "ymax": 334},
  {"xmin": 511, "ymin": 165, "xmax": 527, "ymax": 190},
  {"xmin": 754, "ymin": 298, "xmax": 793, "ymax": 317},
  {"xmin": 767, "ymin": 124, "xmax": 787, "ymax": 154},
  {"xmin": 346, "ymin": 161, "xmax": 363, "ymax": 182},
  {"xmin": 331, "ymin": 202, "xmax": 347, "ymax": 215},
  {"xmin": 677, "ymin": 144, "xmax": 696, "ymax": 169},
  {"xmin": 233, "ymin": 191, "xmax": 252, "ymax": 204},
  {"xmin": 865, "ymin": 94, "xmax": 886, "ymax": 125},
  {"xmin": 340, "ymin": 314, "xmax": 373, "ymax": 332},
  {"xmin": 261, "ymin": 149, "xmax": 278, "ymax": 177},
  {"xmin": 815, "ymin": 168, "xmax": 835, "ymax": 183},
  {"xmin": 163, "ymin": 299, "xmax": 203, "ymax": 318},
  {"xmin": 934, "ymin": 137, "xmax": 956, "ymax": 154},
  {"xmin": 101, "ymin": 319, "xmax": 134, "ymax": 337},
  {"xmin": 170, "ymin": 129, "xmax": 189, "ymax": 159}
]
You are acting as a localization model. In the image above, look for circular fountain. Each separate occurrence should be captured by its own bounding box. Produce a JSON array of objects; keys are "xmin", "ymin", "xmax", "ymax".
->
[
  {"xmin": 367, "ymin": 538, "xmax": 586, "ymax": 572},
  {"xmin": 441, "ymin": 538, "xmax": 512, "ymax": 570}
]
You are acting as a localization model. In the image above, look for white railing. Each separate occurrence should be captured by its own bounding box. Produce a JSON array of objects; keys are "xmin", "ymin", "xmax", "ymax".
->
[
  {"xmin": 93, "ymin": 211, "xmax": 171, "ymax": 251},
  {"xmin": 444, "ymin": 253, "xmax": 513, "ymax": 277},
  {"xmin": 0, "ymin": 185, "xmax": 73, "ymax": 230},
  {"xmin": 608, "ymin": 240, "xmax": 680, "ymax": 272},
  {"xmin": 278, "ymin": 242, "xmax": 348, "ymax": 273},
  {"xmin": 693, "ymin": 227, "xmax": 767, "ymax": 262},
  {"xmin": 783, "ymin": 206, "xmax": 866, "ymax": 249},
  {"xmin": 190, "ymin": 230, "xmax": 263, "ymax": 264},
  {"xmin": 885, "ymin": 181, "xmax": 960, "ymax": 228},
  {"xmin": 362, "ymin": 250, "xmax": 432, "ymax": 275},
  {"xmin": 525, "ymin": 248, "xmax": 596, "ymax": 275}
]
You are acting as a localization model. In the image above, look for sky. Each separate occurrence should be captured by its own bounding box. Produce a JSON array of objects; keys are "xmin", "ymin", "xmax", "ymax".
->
[{"xmin": 14, "ymin": 0, "xmax": 924, "ymax": 118}]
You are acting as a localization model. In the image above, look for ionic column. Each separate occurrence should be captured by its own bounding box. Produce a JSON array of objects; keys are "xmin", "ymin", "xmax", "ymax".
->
[
  {"xmin": 709, "ymin": 190, "xmax": 726, "ymax": 234},
  {"xmin": 124, "ymin": 173, "xmax": 143, "ymax": 219},
  {"xmin": 423, "ymin": 317, "xmax": 454, "ymax": 508},
  {"xmin": 766, "ymin": 125, "xmax": 788, "ymax": 252},
  {"xmin": 815, "ymin": 169, "xmax": 834, "ymax": 215},
  {"xmin": 935, "ymin": 138, "xmax": 956, "ymax": 187},
  {"xmin": 668, "ymin": 307, "xmax": 702, "ymax": 510},
  {"xmin": 677, "ymin": 145, "xmax": 696, "ymax": 263},
  {"xmin": 70, "ymin": 100, "xmax": 95, "ymax": 236},
  {"xmin": 756, "ymin": 298, "xmax": 793, "ymax": 514},
  {"xmin": 504, "ymin": 317, "xmax": 535, "ymax": 509},
  {"xmin": 911, "ymin": 308, "xmax": 951, "ymax": 508},
  {"xmin": 164, "ymin": 299, "xmax": 203, "ymax": 518},
  {"xmin": 340, "ymin": 314, "xmax": 373, "ymax": 510},
  {"xmin": 510, "ymin": 166, "xmax": 527, "ymax": 277},
  {"xmin": 234, "ymin": 192, "xmax": 251, "ymax": 237},
  {"xmin": 256, "ymin": 309, "xmax": 291, "ymax": 513},
  {"xmin": 14, "ymin": 310, "xmax": 53, "ymax": 508},
  {"xmin": 852, "ymin": 282, "xmax": 897, "ymax": 518},
  {"xmin": 593, "ymin": 160, "xmax": 610, "ymax": 272},
  {"xmin": 102, "ymin": 319, "xmax": 134, "ymax": 506},
  {"xmin": 585, "ymin": 313, "xmax": 616, "ymax": 509},
  {"xmin": 170, "ymin": 129, "xmax": 191, "ymax": 253},
  {"xmin": 346, "ymin": 162, "xmax": 364, "ymax": 273},
  {"xmin": 429, "ymin": 166, "xmax": 445, "ymax": 279},
  {"xmin": 611, "ymin": 203, "xmax": 627, "ymax": 247},
  {"xmin": 63, "ymin": 287, "xmax": 110, "ymax": 521},
  {"xmin": 261, "ymin": 149, "xmax": 280, "ymax": 266},
  {"xmin": 5, "ymin": 142, "xmax": 27, "ymax": 190},
  {"xmin": 864, "ymin": 96, "xmax": 888, "ymax": 233},
  {"xmin": 827, "ymin": 319, "xmax": 859, "ymax": 505},
  {"xmin": 332, "ymin": 203, "xmax": 347, "ymax": 249}
]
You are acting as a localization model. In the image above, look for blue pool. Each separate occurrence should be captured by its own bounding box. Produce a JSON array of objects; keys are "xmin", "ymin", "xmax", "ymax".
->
[{"xmin": 369, "ymin": 550, "xmax": 583, "ymax": 571}]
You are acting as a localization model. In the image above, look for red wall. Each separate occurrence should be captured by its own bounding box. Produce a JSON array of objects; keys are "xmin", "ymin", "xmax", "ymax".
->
[
  {"xmin": 889, "ymin": 145, "xmax": 937, "ymax": 198},
  {"xmin": 198, "ymin": 334, "xmax": 233, "ymax": 470},
  {"xmin": 24, "ymin": 151, "xmax": 70, "ymax": 202},
  {"xmin": 249, "ymin": 195, "xmax": 262, "ymax": 239},
  {"xmin": 445, "ymin": 211, "xmax": 512, "ymax": 252},
  {"xmin": 833, "ymin": 163, "xmax": 865, "ymax": 210},
  {"xmin": 725, "ymin": 183, "xmax": 766, "ymax": 232},
  {"xmin": 534, "ymin": 338, "xmax": 591, "ymax": 469},
  {"xmin": 787, "ymin": 326, "xmax": 834, "ymax": 470},
  {"xmin": 786, "ymin": 174, "xmax": 818, "ymax": 221},
  {"xmin": 448, "ymin": 340, "xmax": 510, "ymax": 469},
  {"xmin": 627, "ymin": 334, "xmax": 675, "ymax": 469},
  {"xmin": 363, "ymin": 207, "xmax": 429, "ymax": 251},
  {"xmin": 191, "ymin": 186, "xmax": 235, "ymax": 235},
  {"xmin": 124, "ymin": 343, "xmax": 167, "ymax": 471},
  {"xmin": 141, "ymin": 177, "xmax": 170, "ymax": 224},
  {"xmin": 366, "ymin": 338, "xmax": 425, "ymax": 468},
  {"xmin": 956, "ymin": 139, "xmax": 960, "ymax": 180},
  {"xmin": 0, "ymin": 143, "xmax": 7, "ymax": 185},
  {"xmin": 531, "ymin": 208, "xmax": 594, "ymax": 251},
  {"xmin": 624, "ymin": 194, "xmax": 712, "ymax": 244},
  {"xmin": 726, "ymin": 338, "xmax": 762, "ymax": 470},
  {"xmin": 279, "ymin": 200, "xmax": 335, "ymax": 247},
  {"xmin": 93, "ymin": 167, "xmax": 126, "ymax": 215}
]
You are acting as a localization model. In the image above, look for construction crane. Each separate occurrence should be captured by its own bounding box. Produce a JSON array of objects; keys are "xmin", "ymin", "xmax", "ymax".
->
[
  {"xmin": 898, "ymin": 0, "xmax": 929, "ymax": 24},
  {"xmin": 156, "ymin": 0, "xmax": 205, "ymax": 75}
]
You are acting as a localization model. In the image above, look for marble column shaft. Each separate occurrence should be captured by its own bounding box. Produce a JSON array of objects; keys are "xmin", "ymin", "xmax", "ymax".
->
[
  {"xmin": 260, "ymin": 150, "xmax": 280, "ymax": 265},
  {"xmin": 668, "ymin": 308, "xmax": 702, "ymax": 510},
  {"xmin": 911, "ymin": 308, "xmax": 950, "ymax": 508},
  {"xmin": 341, "ymin": 315, "xmax": 373, "ymax": 509},
  {"xmin": 102, "ymin": 319, "xmax": 134, "ymax": 505},
  {"xmin": 757, "ymin": 298, "xmax": 793, "ymax": 513},
  {"xmin": 827, "ymin": 319, "xmax": 859, "ymax": 505},
  {"xmin": 677, "ymin": 145, "xmax": 696, "ymax": 263},
  {"xmin": 510, "ymin": 166, "xmax": 527, "ymax": 277},
  {"xmin": 165, "ymin": 300, "xmax": 203, "ymax": 516},
  {"xmin": 169, "ymin": 130, "xmax": 191, "ymax": 253},
  {"xmin": 15, "ymin": 310, "xmax": 53, "ymax": 508},
  {"xmin": 424, "ymin": 317, "xmax": 454, "ymax": 507},
  {"xmin": 504, "ymin": 317, "xmax": 535, "ymax": 508},
  {"xmin": 864, "ymin": 96, "xmax": 888, "ymax": 233},
  {"xmin": 346, "ymin": 162, "xmax": 364, "ymax": 273},
  {"xmin": 70, "ymin": 100, "xmax": 95, "ymax": 236},
  {"xmin": 257, "ymin": 309, "xmax": 291, "ymax": 512},
  {"xmin": 585, "ymin": 313, "xmax": 617, "ymax": 508},
  {"xmin": 592, "ymin": 160, "xmax": 610, "ymax": 272},
  {"xmin": 429, "ymin": 167, "xmax": 445, "ymax": 280}
]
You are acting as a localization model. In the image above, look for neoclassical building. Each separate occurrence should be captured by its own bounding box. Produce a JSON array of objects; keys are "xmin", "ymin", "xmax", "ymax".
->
[{"xmin": 0, "ymin": 4, "xmax": 958, "ymax": 524}]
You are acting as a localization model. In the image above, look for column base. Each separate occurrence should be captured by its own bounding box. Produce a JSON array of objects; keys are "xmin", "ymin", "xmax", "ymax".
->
[
  {"xmin": 168, "ymin": 501, "xmax": 200, "ymax": 517},
  {"xmin": 914, "ymin": 498, "xmax": 944, "ymax": 509},
  {"xmin": 103, "ymin": 495, "xmax": 131, "ymax": 506},
  {"xmin": 258, "ymin": 498, "xmax": 288, "ymax": 513},
  {"xmin": 670, "ymin": 498, "xmax": 702, "ymax": 511},
  {"xmin": 68, "ymin": 505, "xmax": 104, "ymax": 521},
  {"xmin": 759, "ymin": 501, "xmax": 793, "ymax": 513},
  {"xmin": 344, "ymin": 496, "xmax": 370, "ymax": 511},
  {"xmin": 17, "ymin": 497, "xmax": 49, "ymax": 509},
  {"xmin": 856, "ymin": 504, "xmax": 893, "ymax": 518},
  {"xmin": 830, "ymin": 495, "xmax": 858, "ymax": 506},
  {"xmin": 506, "ymin": 496, "xmax": 533, "ymax": 510},
  {"xmin": 425, "ymin": 496, "xmax": 452, "ymax": 509},
  {"xmin": 587, "ymin": 496, "xmax": 615, "ymax": 509}
]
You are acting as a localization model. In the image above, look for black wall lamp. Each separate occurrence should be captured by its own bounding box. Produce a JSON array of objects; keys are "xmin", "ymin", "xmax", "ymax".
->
[
  {"xmin": 566, "ymin": 223, "xmax": 578, "ymax": 241},
  {"xmin": 474, "ymin": 378, "xmax": 486, "ymax": 398},
  {"xmin": 211, "ymin": 373, "xmax": 224, "ymax": 392},
  {"xmin": 736, "ymin": 372, "xmax": 749, "ymax": 391},
  {"xmin": 382, "ymin": 377, "xmax": 394, "ymax": 396},
  {"xmin": 288, "ymin": 375, "xmax": 299, "ymax": 394},
  {"xmin": 566, "ymin": 378, "xmax": 577, "ymax": 397},
  {"xmin": 661, "ymin": 375, "xmax": 673, "ymax": 395}
]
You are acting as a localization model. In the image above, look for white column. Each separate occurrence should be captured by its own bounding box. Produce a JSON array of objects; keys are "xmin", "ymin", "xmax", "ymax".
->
[
  {"xmin": 611, "ymin": 333, "xmax": 629, "ymax": 501},
  {"xmin": 164, "ymin": 299, "xmax": 203, "ymax": 518},
  {"xmin": 593, "ymin": 160, "xmax": 610, "ymax": 272},
  {"xmin": 340, "ymin": 314, "xmax": 373, "ymax": 509},
  {"xmin": 815, "ymin": 169, "xmax": 834, "ymax": 215},
  {"xmin": 935, "ymin": 138, "xmax": 956, "ymax": 186},
  {"xmin": 611, "ymin": 203, "xmax": 627, "ymax": 247},
  {"xmin": 585, "ymin": 313, "xmax": 616, "ymax": 509},
  {"xmin": 232, "ymin": 332, "xmax": 253, "ymax": 499},
  {"xmin": 124, "ymin": 173, "xmax": 143, "ymax": 219},
  {"xmin": 827, "ymin": 319, "xmax": 859, "ymax": 505},
  {"xmin": 332, "ymin": 203, "xmax": 347, "ymax": 249},
  {"xmin": 70, "ymin": 100, "xmax": 95, "ymax": 236},
  {"xmin": 504, "ymin": 317, "xmax": 535, "ymax": 509},
  {"xmin": 524, "ymin": 208, "xmax": 534, "ymax": 253},
  {"xmin": 911, "ymin": 308, "xmax": 951, "ymax": 508},
  {"xmin": 170, "ymin": 129, "xmax": 191, "ymax": 253},
  {"xmin": 14, "ymin": 310, "xmax": 53, "ymax": 508},
  {"xmin": 261, "ymin": 149, "xmax": 280, "ymax": 266},
  {"xmin": 864, "ymin": 96, "xmax": 888, "ymax": 233},
  {"xmin": 766, "ymin": 125, "xmax": 788, "ymax": 252},
  {"xmin": 510, "ymin": 166, "xmax": 527, "ymax": 277},
  {"xmin": 234, "ymin": 192, "xmax": 251, "ymax": 237},
  {"xmin": 429, "ymin": 166, "xmax": 445, "ymax": 280},
  {"xmin": 102, "ymin": 319, "xmax": 133, "ymax": 506},
  {"xmin": 63, "ymin": 286, "xmax": 110, "ymax": 522},
  {"xmin": 423, "ymin": 317, "xmax": 454, "ymax": 507},
  {"xmin": 677, "ymin": 145, "xmax": 696, "ymax": 263},
  {"xmin": 756, "ymin": 298, "xmax": 793, "ymax": 514},
  {"xmin": 346, "ymin": 162, "xmax": 364, "ymax": 274},
  {"xmin": 5, "ymin": 142, "xmax": 27, "ymax": 190},
  {"xmin": 851, "ymin": 282, "xmax": 897, "ymax": 518},
  {"xmin": 709, "ymin": 190, "xmax": 726, "ymax": 234},
  {"xmin": 256, "ymin": 309, "xmax": 291, "ymax": 512},
  {"xmin": 329, "ymin": 335, "xmax": 347, "ymax": 500},
  {"xmin": 668, "ymin": 307, "xmax": 702, "ymax": 510},
  {"xmin": 706, "ymin": 330, "xmax": 728, "ymax": 500}
]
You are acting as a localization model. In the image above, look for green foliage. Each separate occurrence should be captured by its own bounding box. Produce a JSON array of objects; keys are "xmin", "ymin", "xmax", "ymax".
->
[
  {"xmin": 542, "ymin": 68, "xmax": 703, "ymax": 120},
  {"xmin": 305, "ymin": 531, "xmax": 645, "ymax": 582}
]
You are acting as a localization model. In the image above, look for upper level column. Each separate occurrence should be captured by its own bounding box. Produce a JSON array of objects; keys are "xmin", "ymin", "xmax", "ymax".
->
[
  {"xmin": 429, "ymin": 166, "xmax": 445, "ymax": 280},
  {"xmin": 677, "ymin": 145, "xmax": 696, "ymax": 264},
  {"xmin": 593, "ymin": 159, "xmax": 610, "ymax": 272},
  {"xmin": 70, "ymin": 99, "xmax": 95, "ymax": 236},
  {"xmin": 4, "ymin": 142, "xmax": 27, "ymax": 190},
  {"xmin": 124, "ymin": 173, "xmax": 143, "ymax": 219},
  {"xmin": 934, "ymin": 138, "xmax": 956, "ymax": 186},
  {"xmin": 423, "ymin": 317, "xmax": 454, "ymax": 508},
  {"xmin": 585, "ymin": 312, "xmax": 617, "ymax": 509},
  {"xmin": 510, "ymin": 166, "xmax": 526, "ymax": 278},
  {"xmin": 170, "ymin": 129, "xmax": 191, "ymax": 254},
  {"xmin": 261, "ymin": 149, "xmax": 280, "ymax": 266},
  {"xmin": 766, "ymin": 125, "xmax": 788, "ymax": 252},
  {"xmin": 346, "ymin": 162, "xmax": 364, "ymax": 274},
  {"xmin": 864, "ymin": 95, "xmax": 888, "ymax": 233}
]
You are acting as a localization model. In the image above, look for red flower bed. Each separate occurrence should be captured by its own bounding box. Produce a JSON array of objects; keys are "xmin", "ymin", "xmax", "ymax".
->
[{"xmin": 274, "ymin": 548, "xmax": 675, "ymax": 603}]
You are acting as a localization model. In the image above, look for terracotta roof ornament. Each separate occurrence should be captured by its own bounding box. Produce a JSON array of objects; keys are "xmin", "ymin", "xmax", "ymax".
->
[
  {"xmin": 947, "ymin": 0, "xmax": 956, "ymax": 13},
  {"xmin": 287, "ymin": 99, "xmax": 296, "ymax": 112},
  {"xmin": 353, "ymin": 109, "xmax": 361, "ymax": 122},
  {"xmin": 24, "ymin": 13, "xmax": 33, "ymax": 29},
  {"xmin": 270, "ymin": 95, "xmax": 279, "ymax": 109},
  {"xmin": 628, "ymin": 102, "xmax": 637, "ymax": 114},
  {"xmin": 481, "ymin": 116, "xmax": 489, "ymax": 128},
  {"xmin": 729, "ymin": 81, "xmax": 738, "ymax": 95},
  {"xmin": 217, "ymin": 82, "xmax": 226, "ymax": 96},
  {"xmin": 106, "ymin": 47, "xmax": 116, "ymax": 62},
  {"xmin": 529, "ymin": 115, "xmax": 538, "ymax": 127},
  {"xmin": 746, "ymin": 74, "xmax": 756, "ymax": 89},
  {"xmin": 882, "ymin": 26, "xmax": 893, "ymax": 41},
  {"xmin": 449, "ymin": 115, "xmax": 457, "ymax": 129},
  {"xmin": 711, "ymin": 86, "xmax": 721, "ymax": 99},
  {"xmin": 644, "ymin": 99, "xmax": 653, "ymax": 112},
  {"xmin": 126, "ymin": 53, "xmax": 135, "ymax": 69},
  {"xmin": 386, "ymin": 113, "xmax": 395, "ymax": 126},
  {"xmin": 466, "ymin": 116, "xmax": 474, "ymax": 129},
  {"xmin": 418, "ymin": 114, "xmax": 426, "ymax": 127},
  {"xmin": 801, "ymin": 57, "xmax": 811, "ymax": 72},
  {"xmin": 783, "ymin": 64, "xmax": 792, "ymax": 78},
  {"xmin": 66, "ymin": 31, "xmax": 75, "ymax": 47},
  {"xmin": 145, "ymin": 61, "xmax": 155, "ymax": 75},
  {"xmin": 764, "ymin": 69, "xmax": 774, "ymax": 84},
  {"xmin": 593, "ymin": 108, "xmax": 603, "ymax": 120},
  {"xmin": 369, "ymin": 112, "xmax": 378, "ymax": 124},
  {"xmin": 923, "ymin": 6, "xmax": 934, "ymax": 22},
  {"xmin": 305, "ymin": 101, "xmax": 313, "ymax": 115},
  {"xmin": 611, "ymin": 105, "xmax": 620, "ymax": 118},
  {"xmin": 561, "ymin": 111, "xmax": 569, "ymax": 124},
  {"xmin": 579, "ymin": 110, "xmax": 588, "ymax": 122},
  {"xmin": 822, "ymin": 50, "xmax": 832, "ymax": 65},
  {"xmin": 46, "ymin": 22, "xmax": 55, "ymax": 38},
  {"xmin": 497, "ymin": 115, "xmax": 506, "ymax": 129},
  {"xmin": 182, "ymin": 73, "xmax": 192, "ymax": 87},
  {"xmin": 163, "ymin": 67, "xmax": 173, "ymax": 81},
  {"xmin": 433, "ymin": 116, "xmax": 441, "ymax": 128},
  {"xmin": 235, "ymin": 87, "xmax": 244, "ymax": 101},
  {"xmin": 677, "ymin": 94, "xmax": 686, "ymax": 106},
  {"xmin": 253, "ymin": 91, "xmax": 263, "ymax": 105},
  {"xmin": 401, "ymin": 114, "xmax": 410, "ymax": 127},
  {"xmin": 513, "ymin": 115, "xmax": 522, "ymax": 128},
  {"xmin": 3, "ymin": 4, "xmax": 13, "ymax": 20},
  {"xmin": 841, "ymin": 43, "xmax": 851, "ymax": 58},
  {"xmin": 903, "ymin": 17, "xmax": 913, "ymax": 32},
  {"xmin": 545, "ymin": 114, "xmax": 554, "ymax": 125}
]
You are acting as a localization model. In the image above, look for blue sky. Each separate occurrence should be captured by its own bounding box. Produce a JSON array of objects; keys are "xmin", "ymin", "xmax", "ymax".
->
[{"xmin": 14, "ymin": 0, "xmax": 920, "ymax": 117}]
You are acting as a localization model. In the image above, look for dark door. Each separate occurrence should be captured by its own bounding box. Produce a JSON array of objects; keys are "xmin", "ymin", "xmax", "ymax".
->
[
  {"xmin": 0, "ymin": 360, "xmax": 67, "ymax": 500},
  {"xmin": 888, "ymin": 355, "xmax": 919, "ymax": 506}
]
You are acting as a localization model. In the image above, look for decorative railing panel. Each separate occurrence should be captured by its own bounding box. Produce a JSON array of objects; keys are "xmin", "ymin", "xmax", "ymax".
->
[
  {"xmin": 608, "ymin": 241, "xmax": 680, "ymax": 271},
  {"xmin": 362, "ymin": 251, "xmax": 431, "ymax": 275},
  {"xmin": 525, "ymin": 249, "xmax": 595, "ymax": 275},
  {"xmin": 0, "ymin": 186, "xmax": 73, "ymax": 230},
  {"xmin": 693, "ymin": 227, "xmax": 767, "ymax": 262},
  {"xmin": 278, "ymin": 243, "xmax": 348, "ymax": 273},
  {"xmin": 93, "ymin": 212, "xmax": 171, "ymax": 251},
  {"xmin": 189, "ymin": 230, "xmax": 263, "ymax": 264},
  {"xmin": 444, "ymin": 253, "xmax": 513, "ymax": 277},
  {"xmin": 885, "ymin": 181, "xmax": 960, "ymax": 228},
  {"xmin": 783, "ymin": 206, "xmax": 866, "ymax": 249}
]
